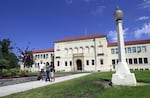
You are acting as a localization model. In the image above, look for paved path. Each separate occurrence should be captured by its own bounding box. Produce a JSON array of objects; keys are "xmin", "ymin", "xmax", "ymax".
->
[{"xmin": 0, "ymin": 73, "xmax": 91, "ymax": 97}]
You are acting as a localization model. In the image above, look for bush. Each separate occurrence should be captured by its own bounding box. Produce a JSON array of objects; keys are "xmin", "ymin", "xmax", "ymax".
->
[
  {"xmin": 2, "ymin": 69, "xmax": 11, "ymax": 76},
  {"xmin": 9, "ymin": 68, "xmax": 20, "ymax": 76},
  {"xmin": 1, "ymin": 68, "xmax": 29, "ymax": 77},
  {"xmin": 19, "ymin": 70, "xmax": 29, "ymax": 76}
]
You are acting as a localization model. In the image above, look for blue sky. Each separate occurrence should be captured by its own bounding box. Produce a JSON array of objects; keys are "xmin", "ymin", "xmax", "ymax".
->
[{"xmin": 0, "ymin": 0, "xmax": 150, "ymax": 55}]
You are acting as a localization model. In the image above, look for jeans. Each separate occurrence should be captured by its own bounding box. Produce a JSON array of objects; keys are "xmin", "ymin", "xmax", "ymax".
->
[{"xmin": 45, "ymin": 70, "xmax": 50, "ymax": 81}]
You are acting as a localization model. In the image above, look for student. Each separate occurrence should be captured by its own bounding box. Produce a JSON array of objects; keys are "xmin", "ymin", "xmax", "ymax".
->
[
  {"xmin": 50, "ymin": 62, "xmax": 55, "ymax": 81},
  {"xmin": 37, "ymin": 61, "xmax": 45, "ymax": 80},
  {"xmin": 45, "ymin": 62, "xmax": 50, "ymax": 81}
]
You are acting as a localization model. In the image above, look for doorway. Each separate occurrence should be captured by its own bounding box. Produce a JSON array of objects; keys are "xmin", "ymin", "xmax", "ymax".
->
[{"xmin": 76, "ymin": 59, "xmax": 82, "ymax": 71}]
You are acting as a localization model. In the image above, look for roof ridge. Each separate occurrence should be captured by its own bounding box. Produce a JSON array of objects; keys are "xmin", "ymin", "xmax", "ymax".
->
[
  {"xmin": 108, "ymin": 39, "xmax": 150, "ymax": 47},
  {"xmin": 32, "ymin": 48, "xmax": 54, "ymax": 53},
  {"xmin": 55, "ymin": 34, "xmax": 106, "ymax": 43}
]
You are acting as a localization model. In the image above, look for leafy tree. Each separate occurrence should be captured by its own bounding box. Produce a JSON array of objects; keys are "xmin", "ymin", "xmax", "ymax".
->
[
  {"xmin": 0, "ymin": 58, "xmax": 9, "ymax": 77},
  {"xmin": 0, "ymin": 38, "xmax": 18, "ymax": 69},
  {"xmin": 0, "ymin": 38, "xmax": 13, "ymax": 55},
  {"xmin": 8, "ymin": 53, "xmax": 19, "ymax": 68},
  {"xmin": 17, "ymin": 47, "xmax": 34, "ymax": 69}
]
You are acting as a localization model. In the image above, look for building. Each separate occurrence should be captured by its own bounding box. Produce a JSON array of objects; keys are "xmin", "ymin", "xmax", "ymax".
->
[
  {"xmin": 54, "ymin": 34, "xmax": 109, "ymax": 72},
  {"xmin": 28, "ymin": 34, "xmax": 150, "ymax": 72},
  {"xmin": 26, "ymin": 48, "xmax": 54, "ymax": 71}
]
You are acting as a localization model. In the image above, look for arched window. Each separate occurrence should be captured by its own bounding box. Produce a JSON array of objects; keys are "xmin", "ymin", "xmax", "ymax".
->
[
  {"xmin": 69, "ymin": 48, "xmax": 73, "ymax": 54},
  {"xmin": 90, "ymin": 45, "xmax": 94, "ymax": 53},
  {"xmin": 85, "ymin": 46, "xmax": 89, "ymax": 53},
  {"xmin": 79, "ymin": 47, "xmax": 83, "ymax": 53},
  {"xmin": 64, "ymin": 48, "xmax": 68, "ymax": 54},
  {"xmin": 74, "ymin": 47, "xmax": 78, "ymax": 53}
]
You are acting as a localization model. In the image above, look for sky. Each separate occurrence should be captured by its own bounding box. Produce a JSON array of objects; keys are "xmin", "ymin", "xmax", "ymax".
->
[{"xmin": 0, "ymin": 0, "xmax": 150, "ymax": 55}]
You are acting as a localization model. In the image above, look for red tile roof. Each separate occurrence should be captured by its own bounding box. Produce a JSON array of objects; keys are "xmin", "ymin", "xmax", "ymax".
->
[
  {"xmin": 32, "ymin": 48, "xmax": 54, "ymax": 53},
  {"xmin": 55, "ymin": 34, "xmax": 106, "ymax": 43},
  {"xmin": 108, "ymin": 39, "xmax": 150, "ymax": 47}
]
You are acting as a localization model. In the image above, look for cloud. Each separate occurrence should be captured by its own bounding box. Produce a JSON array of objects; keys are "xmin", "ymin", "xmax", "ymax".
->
[
  {"xmin": 139, "ymin": 0, "xmax": 150, "ymax": 9},
  {"xmin": 91, "ymin": 6, "xmax": 105, "ymax": 16},
  {"xmin": 134, "ymin": 23, "xmax": 150, "ymax": 38},
  {"xmin": 108, "ymin": 30, "xmax": 117, "ymax": 42},
  {"xmin": 137, "ymin": 16, "xmax": 149, "ymax": 21},
  {"xmin": 108, "ymin": 28, "xmax": 129, "ymax": 42}
]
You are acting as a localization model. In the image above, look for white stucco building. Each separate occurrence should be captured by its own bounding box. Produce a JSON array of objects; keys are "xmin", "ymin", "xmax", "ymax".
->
[
  {"xmin": 30, "ymin": 49, "xmax": 54, "ymax": 71},
  {"xmin": 27, "ymin": 34, "xmax": 150, "ymax": 72},
  {"xmin": 54, "ymin": 34, "xmax": 150, "ymax": 72}
]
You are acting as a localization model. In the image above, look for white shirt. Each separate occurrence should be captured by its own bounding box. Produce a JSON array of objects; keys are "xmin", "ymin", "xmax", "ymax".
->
[{"xmin": 39, "ymin": 63, "xmax": 45, "ymax": 71}]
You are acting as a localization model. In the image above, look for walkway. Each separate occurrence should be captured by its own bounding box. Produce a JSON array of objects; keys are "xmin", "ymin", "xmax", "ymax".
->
[{"xmin": 0, "ymin": 73, "xmax": 91, "ymax": 97}]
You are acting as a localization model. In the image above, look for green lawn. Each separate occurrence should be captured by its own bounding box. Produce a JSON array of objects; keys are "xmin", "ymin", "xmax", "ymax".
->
[{"xmin": 1, "ymin": 71, "xmax": 150, "ymax": 98}]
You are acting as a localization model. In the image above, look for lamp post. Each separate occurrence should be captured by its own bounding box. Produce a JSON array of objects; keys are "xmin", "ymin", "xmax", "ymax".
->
[{"xmin": 111, "ymin": 7, "xmax": 137, "ymax": 86}]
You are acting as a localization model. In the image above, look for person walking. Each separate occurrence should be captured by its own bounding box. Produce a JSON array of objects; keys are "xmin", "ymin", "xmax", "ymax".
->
[
  {"xmin": 37, "ymin": 61, "xmax": 45, "ymax": 80},
  {"xmin": 45, "ymin": 62, "xmax": 50, "ymax": 81},
  {"xmin": 50, "ymin": 62, "xmax": 55, "ymax": 81}
]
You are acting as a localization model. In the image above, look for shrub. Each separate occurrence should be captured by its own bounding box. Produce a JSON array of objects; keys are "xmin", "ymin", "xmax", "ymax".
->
[
  {"xmin": 9, "ymin": 68, "xmax": 20, "ymax": 76},
  {"xmin": 2, "ymin": 69, "xmax": 11, "ymax": 76},
  {"xmin": 19, "ymin": 70, "xmax": 29, "ymax": 76}
]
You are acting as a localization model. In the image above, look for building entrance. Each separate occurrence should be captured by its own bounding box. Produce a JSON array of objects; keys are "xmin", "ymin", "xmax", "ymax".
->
[
  {"xmin": 76, "ymin": 59, "xmax": 82, "ymax": 71},
  {"xmin": 73, "ymin": 53, "xmax": 84, "ymax": 72}
]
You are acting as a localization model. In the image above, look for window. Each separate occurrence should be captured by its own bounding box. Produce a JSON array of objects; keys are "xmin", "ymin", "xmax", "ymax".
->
[
  {"xmin": 128, "ymin": 47, "xmax": 131, "ymax": 53},
  {"xmin": 111, "ymin": 48, "xmax": 115, "ymax": 54},
  {"xmin": 92, "ymin": 60, "xmax": 95, "ymax": 65},
  {"xmin": 35, "ymin": 55, "xmax": 37, "ymax": 60},
  {"xmin": 112, "ymin": 59, "xmax": 115, "ymax": 65},
  {"xmin": 137, "ymin": 46, "xmax": 141, "ymax": 53},
  {"xmin": 90, "ymin": 46, "xmax": 94, "ymax": 53},
  {"xmin": 74, "ymin": 47, "xmax": 78, "ymax": 53},
  {"xmin": 85, "ymin": 46, "xmax": 89, "ymax": 53},
  {"xmin": 65, "ymin": 48, "xmax": 68, "ymax": 54},
  {"xmin": 129, "ymin": 58, "xmax": 133, "ymax": 64},
  {"xmin": 134, "ymin": 58, "xmax": 138, "ymax": 64},
  {"xmin": 115, "ymin": 48, "xmax": 118, "ymax": 54},
  {"xmin": 117, "ymin": 59, "xmax": 119, "ymax": 64},
  {"xmin": 57, "ymin": 61, "xmax": 60, "ymax": 66},
  {"xmin": 100, "ymin": 59, "xmax": 104, "ymax": 65},
  {"xmin": 132, "ymin": 47, "xmax": 136, "ymax": 53},
  {"xmin": 125, "ymin": 48, "xmax": 127, "ymax": 53},
  {"xmin": 139, "ymin": 58, "xmax": 143, "ymax": 64},
  {"xmin": 69, "ymin": 48, "xmax": 73, "ymax": 54},
  {"xmin": 65, "ymin": 61, "xmax": 67, "ymax": 66},
  {"xmin": 144, "ymin": 58, "xmax": 148, "ymax": 64},
  {"xmin": 70, "ymin": 61, "xmax": 72, "ymax": 66},
  {"xmin": 43, "ymin": 54, "xmax": 46, "ymax": 59},
  {"xmin": 142, "ymin": 46, "xmax": 146, "ymax": 52},
  {"xmin": 86, "ymin": 60, "xmax": 89, "ymax": 65},
  {"xmin": 126, "ymin": 59, "xmax": 128, "ymax": 64},
  {"xmin": 46, "ymin": 54, "xmax": 48, "ymax": 59}
]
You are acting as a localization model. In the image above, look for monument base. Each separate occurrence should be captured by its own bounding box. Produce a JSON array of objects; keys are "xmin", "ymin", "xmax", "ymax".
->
[
  {"xmin": 112, "ymin": 62, "xmax": 137, "ymax": 86},
  {"xmin": 112, "ymin": 73, "xmax": 137, "ymax": 86}
]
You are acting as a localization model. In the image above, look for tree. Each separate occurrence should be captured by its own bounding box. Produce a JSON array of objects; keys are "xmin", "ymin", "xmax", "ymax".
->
[
  {"xmin": 0, "ymin": 38, "xmax": 18, "ymax": 69},
  {"xmin": 0, "ymin": 58, "xmax": 9, "ymax": 77},
  {"xmin": 0, "ymin": 38, "xmax": 13, "ymax": 56},
  {"xmin": 17, "ymin": 47, "xmax": 34, "ymax": 69}
]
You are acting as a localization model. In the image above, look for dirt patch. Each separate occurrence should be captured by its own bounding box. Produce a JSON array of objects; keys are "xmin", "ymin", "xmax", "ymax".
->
[
  {"xmin": 137, "ymin": 82, "xmax": 150, "ymax": 86},
  {"xmin": 93, "ymin": 80, "xmax": 112, "ymax": 88}
]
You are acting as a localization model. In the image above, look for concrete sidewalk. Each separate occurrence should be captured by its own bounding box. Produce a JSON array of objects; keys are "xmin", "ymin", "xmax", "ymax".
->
[{"xmin": 0, "ymin": 73, "xmax": 91, "ymax": 97}]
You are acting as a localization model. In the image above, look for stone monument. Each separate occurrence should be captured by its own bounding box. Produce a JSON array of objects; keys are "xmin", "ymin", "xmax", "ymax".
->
[{"xmin": 111, "ymin": 7, "xmax": 137, "ymax": 86}]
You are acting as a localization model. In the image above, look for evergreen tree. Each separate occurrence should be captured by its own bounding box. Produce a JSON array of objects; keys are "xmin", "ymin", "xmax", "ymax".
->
[{"xmin": 0, "ymin": 38, "xmax": 18, "ymax": 69}]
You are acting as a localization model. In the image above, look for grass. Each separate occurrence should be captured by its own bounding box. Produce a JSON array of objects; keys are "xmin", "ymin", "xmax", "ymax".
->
[{"xmin": 1, "ymin": 71, "xmax": 150, "ymax": 98}]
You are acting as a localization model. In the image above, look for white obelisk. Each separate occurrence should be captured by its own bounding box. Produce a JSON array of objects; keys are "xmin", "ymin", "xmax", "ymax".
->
[{"xmin": 111, "ymin": 7, "xmax": 137, "ymax": 86}]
